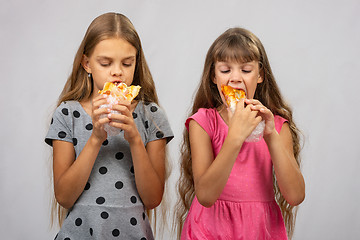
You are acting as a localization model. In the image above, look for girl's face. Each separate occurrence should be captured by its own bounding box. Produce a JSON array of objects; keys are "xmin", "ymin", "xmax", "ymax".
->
[
  {"xmin": 213, "ymin": 60, "xmax": 263, "ymax": 102},
  {"xmin": 82, "ymin": 37, "xmax": 137, "ymax": 96}
]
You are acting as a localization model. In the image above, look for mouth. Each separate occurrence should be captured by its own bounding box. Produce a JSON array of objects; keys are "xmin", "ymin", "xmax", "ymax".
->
[
  {"xmin": 112, "ymin": 81, "xmax": 122, "ymax": 86},
  {"xmin": 228, "ymin": 86, "xmax": 246, "ymax": 96}
]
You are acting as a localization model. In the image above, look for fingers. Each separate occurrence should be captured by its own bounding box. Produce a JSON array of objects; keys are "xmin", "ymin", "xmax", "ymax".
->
[
  {"xmin": 233, "ymin": 98, "xmax": 245, "ymax": 113},
  {"xmin": 107, "ymin": 100, "xmax": 134, "ymax": 128}
]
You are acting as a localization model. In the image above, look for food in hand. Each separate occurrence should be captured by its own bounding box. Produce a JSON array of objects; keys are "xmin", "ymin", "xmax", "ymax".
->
[
  {"xmin": 221, "ymin": 85, "xmax": 246, "ymax": 113},
  {"xmin": 98, "ymin": 82, "xmax": 141, "ymax": 136},
  {"xmin": 98, "ymin": 82, "xmax": 141, "ymax": 102},
  {"xmin": 221, "ymin": 85, "xmax": 265, "ymax": 142}
]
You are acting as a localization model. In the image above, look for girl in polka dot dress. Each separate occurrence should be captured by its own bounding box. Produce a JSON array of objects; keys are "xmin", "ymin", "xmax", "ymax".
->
[
  {"xmin": 175, "ymin": 28, "xmax": 305, "ymax": 239},
  {"xmin": 45, "ymin": 12, "xmax": 173, "ymax": 240}
]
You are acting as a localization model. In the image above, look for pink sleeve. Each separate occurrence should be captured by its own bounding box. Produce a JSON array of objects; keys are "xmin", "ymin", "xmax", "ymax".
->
[
  {"xmin": 274, "ymin": 115, "xmax": 288, "ymax": 133},
  {"xmin": 185, "ymin": 108, "xmax": 215, "ymax": 139}
]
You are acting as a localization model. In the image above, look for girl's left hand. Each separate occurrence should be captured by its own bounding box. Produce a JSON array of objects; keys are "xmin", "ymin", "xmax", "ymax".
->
[
  {"xmin": 245, "ymin": 99, "xmax": 275, "ymax": 136},
  {"xmin": 108, "ymin": 100, "xmax": 141, "ymax": 143}
]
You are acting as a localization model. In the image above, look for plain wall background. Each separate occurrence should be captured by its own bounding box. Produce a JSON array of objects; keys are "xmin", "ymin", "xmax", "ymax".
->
[{"xmin": 1, "ymin": 0, "xmax": 359, "ymax": 239}]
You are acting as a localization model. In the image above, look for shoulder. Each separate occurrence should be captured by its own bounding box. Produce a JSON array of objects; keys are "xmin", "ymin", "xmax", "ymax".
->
[
  {"xmin": 274, "ymin": 115, "xmax": 288, "ymax": 133},
  {"xmin": 45, "ymin": 101, "xmax": 80, "ymax": 146},
  {"xmin": 136, "ymin": 101, "xmax": 168, "ymax": 119},
  {"xmin": 185, "ymin": 108, "xmax": 217, "ymax": 130},
  {"xmin": 54, "ymin": 101, "xmax": 80, "ymax": 115},
  {"xmin": 136, "ymin": 101, "xmax": 174, "ymax": 143}
]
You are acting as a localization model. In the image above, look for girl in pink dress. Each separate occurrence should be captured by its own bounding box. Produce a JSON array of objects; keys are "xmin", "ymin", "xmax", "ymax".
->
[{"xmin": 176, "ymin": 28, "xmax": 305, "ymax": 240}]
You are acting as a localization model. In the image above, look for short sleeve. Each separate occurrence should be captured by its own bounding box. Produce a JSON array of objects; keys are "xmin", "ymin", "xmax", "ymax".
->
[
  {"xmin": 144, "ymin": 103, "xmax": 174, "ymax": 144},
  {"xmin": 185, "ymin": 108, "xmax": 215, "ymax": 139},
  {"xmin": 274, "ymin": 115, "xmax": 288, "ymax": 133},
  {"xmin": 45, "ymin": 102, "xmax": 74, "ymax": 146}
]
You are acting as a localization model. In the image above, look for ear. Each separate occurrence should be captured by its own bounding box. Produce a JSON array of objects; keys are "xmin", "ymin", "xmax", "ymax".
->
[
  {"xmin": 257, "ymin": 74, "xmax": 263, "ymax": 84},
  {"xmin": 81, "ymin": 54, "xmax": 91, "ymax": 73},
  {"xmin": 212, "ymin": 76, "xmax": 217, "ymax": 85}
]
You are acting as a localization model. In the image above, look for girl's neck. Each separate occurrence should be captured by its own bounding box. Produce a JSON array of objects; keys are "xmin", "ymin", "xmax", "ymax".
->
[
  {"xmin": 217, "ymin": 105, "xmax": 229, "ymax": 125},
  {"xmin": 79, "ymin": 98, "xmax": 93, "ymax": 116}
]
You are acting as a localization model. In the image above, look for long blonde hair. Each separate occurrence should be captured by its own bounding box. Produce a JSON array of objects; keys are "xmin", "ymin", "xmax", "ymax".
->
[
  {"xmin": 175, "ymin": 27, "xmax": 302, "ymax": 239},
  {"xmin": 51, "ymin": 12, "xmax": 168, "ymax": 233}
]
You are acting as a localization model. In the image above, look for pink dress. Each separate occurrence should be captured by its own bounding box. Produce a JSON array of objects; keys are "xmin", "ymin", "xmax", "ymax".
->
[{"xmin": 181, "ymin": 108, "xmax": 288, "ymax": 240}]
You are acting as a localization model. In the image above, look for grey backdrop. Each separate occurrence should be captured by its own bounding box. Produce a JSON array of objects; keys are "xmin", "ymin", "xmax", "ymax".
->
[{"xmin": 1, "ymin": 0, "xmax": 359, "ymax": 239}]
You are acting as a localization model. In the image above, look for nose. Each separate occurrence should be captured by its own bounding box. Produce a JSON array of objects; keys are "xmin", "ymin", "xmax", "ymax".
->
[
  {"xmin": 111, "ymin": 64, "xmax": 122, "ymax": 76},
  {"xmin": 229, "ymin": 69, "xmax": 242, "ymax": 84}
]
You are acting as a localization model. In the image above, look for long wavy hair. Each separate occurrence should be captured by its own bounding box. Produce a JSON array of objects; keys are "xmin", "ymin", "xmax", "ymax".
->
[
  {"xmin": 175, "ymin": 27, "xmax": 302, "ymax": 239},
  {"xmin": 50, "ymin": 12, "xmax": 169, "ymax": 237}
]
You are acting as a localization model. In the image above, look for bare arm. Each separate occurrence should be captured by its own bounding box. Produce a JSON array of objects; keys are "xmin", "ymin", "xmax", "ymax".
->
[
  {"xmin": 53, "ymin": 136, "xmax": 103, "ymax": 209},
  {"xmin": 129, "ymin": 137, "xmax": 167, "ymax": 209},
  {"xmin": 264, "ymin": 123, "xmax": 305, "ymax": 206},
  {"xmin": 53, "ymin": 95, "xmax": 110, "ymax": 209},
  {"xmin": 247, "ymin": 98, "xmax": 305, "ymax": 206},
  {"xmin": 190, "ymin": 120, "xmax": 240, "ymax": 207},
  {"xmin": 109, "ymin": 101, "xmax": 167, "ymax": 209},
  {"xmin": 191, "ymin": 101, "xmax": 262, "ymax": 207}
]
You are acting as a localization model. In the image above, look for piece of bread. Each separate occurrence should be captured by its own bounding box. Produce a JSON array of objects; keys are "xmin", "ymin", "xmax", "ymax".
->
[
  {"xmin": 221, "ymin": 85, "xmax": 246, "ymax": 112},
  {"xmin": 98, "ymin": 82, "xmax": 141, "ymax": 102}
]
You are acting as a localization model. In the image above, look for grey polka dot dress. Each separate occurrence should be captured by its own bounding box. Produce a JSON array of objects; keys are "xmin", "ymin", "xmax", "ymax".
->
[{"xmin": 45, "ymin": 101, "xmax": 174, "ymax": 240}]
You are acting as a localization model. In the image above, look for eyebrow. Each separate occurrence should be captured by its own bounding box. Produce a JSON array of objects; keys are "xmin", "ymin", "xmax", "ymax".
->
[{"xmin": 217, "ymin": 61, "xmax": 256, "ymax": 67}]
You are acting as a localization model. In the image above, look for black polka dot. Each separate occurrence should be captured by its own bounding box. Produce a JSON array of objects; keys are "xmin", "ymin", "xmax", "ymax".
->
[
  {"xmin": 130, "ymin": 196, "xmax": 137, "ymax": 204},
  {"xmin": 96, "ymin": 197, "xmax": 105, "ymax": 205},
  {"xmin": 142, "ymin": 212, "xmax": 146, "ymax": 220},
  {"xmin": 73, "ymin": 110, "xmax": 80, "ymax": 118},
  {"xmin": 89, "ymin": 228, "xmax": 93, "ymax": 236},
  {"xmin": 99, "ymin": 167, "xmax": 107, "ymax": 174},
  {"xmin": 130, "ymin": 217, "xmax": 137, "ymax": 225},
  {"xmin": 112, "ymin": 229, "xmax": 120, "ymax": 237},
  {"xmin": 130, "ymin": 166, "xmax": 134, "ymax": 174},
  {"xmin": 58, "ymin": 131, "xmax": 66, "ymax": 138},
  {"xmin": 64, "ymin": 238, "xmax": 70, "ymax": 240},
  {"xmin": 115, "ymin": 181, "xmax": 123, "ymax": 189},
  {"xmin": 84, "ymin": 182, "xmax": 90, "ymax": 190},
  {"xmin": 150, "ymin": 106, "xmax": 158, "ymax": 112},
  {"xmin": 62, "ymin": 108, "xmax": 69, "ymax": 115},
  {"xmin": 144, "ymin": 121, "xmax": 149, "ymax": 129},
  {"xmin": 132, "ymin": 112, "xmax": 138, "ymax": 119},
  {"xmin": 85, "ymin": 123, "xmax": 93, "ymax": 130},
  {"xmin": 156, "ymin": 131, "xmax": 164, "ymax": 139},
  {"xmin": 141, "ymin": 238, "xmax": 147, "ymax": 240},
  {"xmin": 101, "ymin": 211, "xmax": 109, "ymax": 219},
  {"xmin": 72, "ymin": 138, "xmax": 77, "ymax": 146},
  {"xmin": 102, "ymin": 139, "xmax": 108, "ymax": 146},
  {"xmin": 51, "ymin": 118, "xmax": 54, "ymax": 125},
  {"xmin": 75, "ymin": 218, "xmax": 82, "ymax": 226},
  {"xmin": 144, "ymin": 101, "xmax": 150, "ymax": 106},
  {"xmin": 115, "ymin": 152, "xmax": 124, "ymax": 160}
]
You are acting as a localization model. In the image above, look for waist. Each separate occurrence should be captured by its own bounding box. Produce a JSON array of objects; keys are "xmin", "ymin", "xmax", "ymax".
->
[{"xmin": 218, "ymin": 182, "xmax": 275, "ymax": 202}]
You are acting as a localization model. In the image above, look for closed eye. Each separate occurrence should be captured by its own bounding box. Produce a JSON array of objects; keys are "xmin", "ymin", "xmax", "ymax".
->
[{"xmin": 123, "ymin": 62, "xmax": 133, "ymax": 67}]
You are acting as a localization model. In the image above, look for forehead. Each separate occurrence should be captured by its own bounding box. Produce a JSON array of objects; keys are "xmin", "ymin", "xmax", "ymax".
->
[
  {"xmin": 92, "ymin": 38, "xmax": 137, "ymax": 58},
  {"xmin": 214, "ymin": 38, "xmax": 260, "ymax": 64}
]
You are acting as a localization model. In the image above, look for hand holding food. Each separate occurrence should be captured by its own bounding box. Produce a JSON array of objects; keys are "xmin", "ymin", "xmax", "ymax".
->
[
  {"xmin": 221, "ymin": 85, "xmax": 265, "ymax": 142},
  {"xmin": 98, "ymin": 82, "xmax": 141, "ymax": 136}
]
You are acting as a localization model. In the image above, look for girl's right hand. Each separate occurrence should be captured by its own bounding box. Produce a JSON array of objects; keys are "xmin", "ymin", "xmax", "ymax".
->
[
  {"xmin": 91, "ymin": 95, "xmax": 111, "ymax": 142},
  {"xmin": 227, "ymin": 99, "xmax": 262, "ymax": 144}
]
